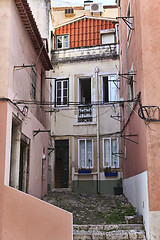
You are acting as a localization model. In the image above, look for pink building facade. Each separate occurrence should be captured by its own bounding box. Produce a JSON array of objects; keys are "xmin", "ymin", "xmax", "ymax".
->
[
  {"xmin": 118, "ymin": 0, "xmax": 160, "ymax": 239},
  {"xmin": 0, "ymin": 0, "xmax": 72, "ymax": 239}
]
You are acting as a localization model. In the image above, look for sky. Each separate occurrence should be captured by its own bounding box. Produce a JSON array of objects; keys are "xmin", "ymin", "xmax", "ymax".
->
[{"xmin": 51, "ymin": 0, "xmax": 116, "ymax": 7}]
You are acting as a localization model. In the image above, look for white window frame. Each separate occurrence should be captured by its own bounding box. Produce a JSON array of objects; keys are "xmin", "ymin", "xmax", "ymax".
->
[
  {"xmin": 103, "ymin": 138, "xmax": 119, "ymax": 168},
  {"xmin": 55, "ymin": 78, "xmax": 69, "ymax": 106},
  {"xmin": 56, "ymin": 34, "xmax": 69, "ymax": 49},
  {"xmin": 78, "ymin": 139, "xmax": 94, "ymax": 169},
  {"xmin": 102, "ymin": 75, "xmax": 118, "ymax": 102}
]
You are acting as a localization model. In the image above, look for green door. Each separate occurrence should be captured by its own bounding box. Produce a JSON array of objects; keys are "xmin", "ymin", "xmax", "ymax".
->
[{"xmin": 55, "ymin": 140, "xmax": 69, "ymax": 188}]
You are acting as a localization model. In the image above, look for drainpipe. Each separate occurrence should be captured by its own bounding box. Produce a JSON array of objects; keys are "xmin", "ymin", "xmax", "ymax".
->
[{"xmin": 95, "ymin": 66, "xmax": 100, "ymax": 194}]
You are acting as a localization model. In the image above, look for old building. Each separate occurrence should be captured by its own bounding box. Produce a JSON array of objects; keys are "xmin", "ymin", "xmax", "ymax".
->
[
  {"xmin": 0, "ymin": 0, "xmax": 72, "ymax": 239},
  {"xmin": 117, "ymin": 0, "xmax": 160, "ymax": 239},
  {"xmin": 49, "ymin": 2, "xmax": 121, "ymax": 194}
]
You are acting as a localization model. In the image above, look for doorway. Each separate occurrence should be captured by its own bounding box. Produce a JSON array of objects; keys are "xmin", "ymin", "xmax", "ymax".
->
[
  {"xmin": 55, "ymin": 140, "xmax": 69, "ymax": 188},
  {"xmin": 19, "ymin": 138, "xmax": 30, "ymax": 192}
]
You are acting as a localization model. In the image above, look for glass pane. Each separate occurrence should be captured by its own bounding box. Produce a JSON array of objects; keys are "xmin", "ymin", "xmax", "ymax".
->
[
  {"xmin": 57, "ymin": 89, "xmax": 61, "ymax": 97},
  {"xmin": 57, "ymin": 36, "xmax": 62, "ymax": 49},
  {"xmin": 63, "ymin": 80, "xmax": 67, "ymax": 88},
  {"xmin": 63, "ymin": 89, "xmax": 67, "ymax": 97},
  {"xmin": 57, "ymin": 81, "xmax": 61, "ymax": 89},
  {"xmin": 104, "ymin": 139, "xmax": 110, "ymax": 167},
  {"xmin": 63, "ymin": 97, "xmax": 67, "ymax": 105},
  {"xmin": 111, "ymin": 139, "xmax": 118, "ymax": 167},
  {"xmin": 64, "ymin": 36, "xmax": 69, "ymax": 48},
  {"xmin": 80, "ymin": 140, "xmax": 85, "ymax": 168},
  {"xmin": 108, "ymin": 76, "xmax": 117, "ymax": 101},
  {"xmin": 57, "ymin": 97, "xmax": 61, "ymax": 105},
  {"xmin": 87, "ymin": 140, "xmax": 92, "ymax": 167}
]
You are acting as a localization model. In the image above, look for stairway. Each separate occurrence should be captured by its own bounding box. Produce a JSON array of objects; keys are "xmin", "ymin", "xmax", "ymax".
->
[{"xmin": 73, "ymin": 224, "xmax": 146, "ymax": 240}]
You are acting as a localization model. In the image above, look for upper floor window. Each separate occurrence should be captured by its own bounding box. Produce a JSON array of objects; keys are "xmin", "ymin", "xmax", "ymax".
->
[
  {"xmin": 65, "ymin": 8, "xmax": 74, "ymax": 14},
  {"xmin": 103, "ymin": 75, "xmax": 118, "ymax": 102},
  {"xmin": 78, "ymin": 139, "xmax": 93, "ymax": 169},
  {"xmin": 56, "ymin": 35, "xmax": 69, "ymax": 49},
  {"xmin": 103, "ymin": 138, "xmax": 119, "ymax": 168},
  {"xmin": 55, "ymin": 79, "xmax": 69, "ymax": 106},
  {"xmin": 30, "ymin": 67, "xmax": 36, "ymax": 100}
]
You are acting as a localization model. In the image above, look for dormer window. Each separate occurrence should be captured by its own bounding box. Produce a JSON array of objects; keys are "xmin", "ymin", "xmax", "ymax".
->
[{"xmin": 56, "ymin": 35, "xmax": 69, "ymax": 49}]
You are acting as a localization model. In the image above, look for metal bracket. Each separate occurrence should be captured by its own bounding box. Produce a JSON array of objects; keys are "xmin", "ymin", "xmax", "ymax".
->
[
  {"xmin": 110, "ymin": 114, "xmax": 122, "ymax": 122},
  {"xmin": 48, "ymin": 147, "xmax": 55, "ymax": 154},
  {"xmin": 120, "ymin": 134, "xmax": 138, "ymax": 144},
  {"xmin": 112, "ymin": 152, "xmax": 124, "ymax": 159},
  {"xmin": 116, "ymin": 16, "xmax": 134, "ymax": 30},
  {"xmin": 14, "ymin": 64, "xmax": 35, "ymax": 70},
  {"xmin": 119, "ymin": 72, "xmax": 136, "ymax": 82},
  {"xmin": 138, "ymin": 105, "xmax": 160, "ymax": 122},
  {"xmin": 33, "ymin": 129, "xmax": 51, "ymax": 137},
  {"xmin": 108, "ymin": 79, "xmax": 120, "ymax": 89}
]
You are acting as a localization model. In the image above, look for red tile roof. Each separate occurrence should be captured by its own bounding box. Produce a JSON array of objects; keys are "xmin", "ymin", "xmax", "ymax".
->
[
  {"xmin": 55, "ymin": 16, "xmax": 117, "ymax": 48},
  {"xmin": 14, "ymin": 0, "xmax": 52, "ymax": 70}
]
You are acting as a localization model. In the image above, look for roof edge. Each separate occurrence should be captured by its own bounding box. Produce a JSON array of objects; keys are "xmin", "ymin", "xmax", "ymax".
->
[
  {"xmin": 14, "ymin": 0, "xmax": 52, "ymax": 70},
  {"xmin": 54, "ymin": 15, "xmax": 118, "ymax": 29}
]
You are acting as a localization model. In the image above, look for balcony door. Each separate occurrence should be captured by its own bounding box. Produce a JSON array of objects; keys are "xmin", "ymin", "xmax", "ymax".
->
[{"xmin": 78, "ymin": 78, "xmax": 92, "ymax": 122}]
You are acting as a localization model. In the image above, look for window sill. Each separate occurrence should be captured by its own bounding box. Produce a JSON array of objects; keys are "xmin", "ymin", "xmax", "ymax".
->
[{"xmin": 74, "ymin": 122, "xmax": 97, "ymax": 126}]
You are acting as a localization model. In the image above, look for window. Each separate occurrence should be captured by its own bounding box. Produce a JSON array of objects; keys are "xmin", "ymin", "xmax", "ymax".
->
[
  {"xmin": 65, "ymin": 8, "xmax": 74, "ymax": 14},
  {"xmin": 31, "ymin": 67, "xmax": 36, "ymax": 99},
  {"xmin": 78, "ymin": 139, "xmax": 93, "ymax": 168},
  {"xmin": 55, "ymin": 79, "xmax": 69, "ymax": 106},
  {"xmin": 103, "ymin": 138, "xmax": 119, "ymax": 168},
  {"xmin": 78, "ymin": 78, "xmax": 92, "ymax": 122},
  {"xmin": 103, "ymin": 75, "xmax": 118, "ymax": 102},
  {"xmin": 56, "ymin": 35, "xmax": 69, "ymax": 49}
]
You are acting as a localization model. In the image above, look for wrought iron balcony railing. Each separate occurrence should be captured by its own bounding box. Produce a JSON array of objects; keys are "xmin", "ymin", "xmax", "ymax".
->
[{"xmin": 78, "ymin": 105, "xmax": 92, "ymax": 123}]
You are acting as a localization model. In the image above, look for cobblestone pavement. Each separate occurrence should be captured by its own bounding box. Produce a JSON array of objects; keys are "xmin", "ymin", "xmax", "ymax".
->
[{"xmin": 42, "ymin": 190, "xmax": 137, "ymax": 225}]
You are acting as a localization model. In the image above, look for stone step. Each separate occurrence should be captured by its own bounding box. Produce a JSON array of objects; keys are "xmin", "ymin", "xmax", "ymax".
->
[{"xmin": 73, "ymin": 225, "xmax": 146, "ymax": 240}]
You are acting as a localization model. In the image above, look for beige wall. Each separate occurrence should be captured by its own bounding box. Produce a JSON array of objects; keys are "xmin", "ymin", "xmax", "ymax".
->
[
  {"xmin": 51, "ymin": 7, "xmax": 118, "ymax": 27},
  {"xmin": 51, "ymin": 57, "xmax": 120, "ymax": 185}
]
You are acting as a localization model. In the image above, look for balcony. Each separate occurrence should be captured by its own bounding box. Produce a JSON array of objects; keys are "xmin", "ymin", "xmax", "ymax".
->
[
  {"xmin": 52, "ymin": 43, "xmax": 119, "ymax": 64},
  {"xmin": 78, "ymin": 105, "xmax": 92, "ymax": 123}
]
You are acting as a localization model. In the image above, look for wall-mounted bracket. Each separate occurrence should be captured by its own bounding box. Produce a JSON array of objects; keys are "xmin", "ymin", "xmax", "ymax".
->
[
  {"xmin": 33, "ymin": 129, "xmax": 51, "ymax": 137},
  {"xmin": 110, "ymin": 114, "xmax": 122, "ymax": 122},
  {"xmin": 108, "ymin": 79, "xmax": 120, "ymax": 89},
  {"xmin": 112, "ymin": 152, "xmax": 124, "ymax": 159},
  {"xmin": 116, "ymin": 16, "xmax": 134, "ymax": 30},
  {"xmin": 14, "ymin": 64, "xmax": 35, "ymax": 70},
  {"xmin": 138, "ymin": 105, "xmax": 160, "ymax": 122},
  {"xmin": 48, "ymin": 147, "xmax": 55, "ymax": 154},
  {"xmin": 120, "ymin": 134, "xmax": 138, "ymax": 144},
  {"xmin": 119, "ymin": 72, "xmax": 136, "ymax": 81}
]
